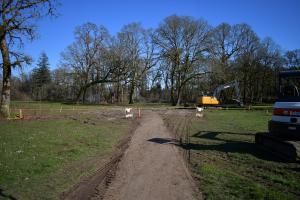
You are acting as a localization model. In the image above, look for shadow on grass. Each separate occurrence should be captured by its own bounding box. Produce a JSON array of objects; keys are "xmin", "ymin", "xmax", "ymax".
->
[
  {"xmin": 147, "ymin": 132, "xmax": 289, "ymax": 162},
  {"xmin": 182, "ymin": 131, "xmax": 287, "ymax": 163},
  {"xmin": 0, "ymin": 188, "xmax": 17, "ymax": 200},
  {"xmin": 193, "ymin": 131, "xmax": 254, "ymax": 138}
]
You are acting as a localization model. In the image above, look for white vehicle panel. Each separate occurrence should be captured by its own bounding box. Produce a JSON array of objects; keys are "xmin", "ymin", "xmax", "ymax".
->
[
  {"xmin": 272, "ymin": 115, "xmax": 300, "ymax": 125},
  {"xmin": 272, "ymin": 101, "xmax": 300, "ymax": 125},
  {"xmin": 273, "ymin": 102, "xmax": 300, "ymax": 109}
]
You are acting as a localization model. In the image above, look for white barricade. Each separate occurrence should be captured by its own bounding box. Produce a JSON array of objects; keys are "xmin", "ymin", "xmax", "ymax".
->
[
  {"xmin": 125, "ymin": 108, "xmax": 133, "ymax": 118},
  {"xmin": 196, "ymin": 107, "xmax": 204, "ymax": 118}
]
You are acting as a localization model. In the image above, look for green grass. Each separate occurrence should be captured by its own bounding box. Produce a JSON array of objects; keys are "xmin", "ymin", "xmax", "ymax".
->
[
  {"xmin": 0, "ymin": 114, "xmax": 131, "ymax": 199},
  {"xmin": 190, "ymin": 110, "xmax": 300, "ymax": 200},
  {"xmin": 165, "ymin": 109, "xmax": 300, "ymax": 200},
  {"xmin": 10, "ymin": 101, "xmax": 173, "ymax": 109},
  {"xmin": 196, "ymin": 163, "xmax": 294, "ymax": 200},
  {"xmin": 197, "ymin": 109, "xmax": 270, "ymax": 133}
]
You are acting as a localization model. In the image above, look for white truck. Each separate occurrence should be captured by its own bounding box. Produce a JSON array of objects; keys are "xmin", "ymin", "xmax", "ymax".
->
[{"xmin": 269, "ymin": 70, "xmax": 300, "ymax": 139}]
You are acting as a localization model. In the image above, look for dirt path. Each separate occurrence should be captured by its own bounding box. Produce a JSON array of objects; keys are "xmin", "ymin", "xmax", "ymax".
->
[{"xmin": 102, "ymin": 110, "xmax": 200, "ymax": 200}]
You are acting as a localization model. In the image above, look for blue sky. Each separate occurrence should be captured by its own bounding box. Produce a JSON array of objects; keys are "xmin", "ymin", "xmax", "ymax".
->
[{"xmin": 23, "ymin": 0, "xmax": 300, "ymax": 72}]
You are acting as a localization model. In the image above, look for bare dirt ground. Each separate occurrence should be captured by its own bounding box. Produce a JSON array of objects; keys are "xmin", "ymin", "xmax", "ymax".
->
[
  {"xmin": 101, "ymin": 110, "xmax": 200, "ymax": 200},
  {"xmin": 61, "ymin": 109, "xmax": 200, "ymax": 200}
]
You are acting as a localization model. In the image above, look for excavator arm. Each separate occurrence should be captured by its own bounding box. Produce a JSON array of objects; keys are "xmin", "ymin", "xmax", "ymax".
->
[{"xmin": 212, "ymin": 81, "xmax": 243, "ymax": 106}]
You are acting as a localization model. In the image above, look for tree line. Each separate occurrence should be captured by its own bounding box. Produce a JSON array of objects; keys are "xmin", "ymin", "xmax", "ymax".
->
[
  {"xmin": 9, "ymin": 17, "xmax": 300, "ymax": 104},
  {"xmin": 1, "ymin": 1, "xmax": 300, "ymax": 117}
]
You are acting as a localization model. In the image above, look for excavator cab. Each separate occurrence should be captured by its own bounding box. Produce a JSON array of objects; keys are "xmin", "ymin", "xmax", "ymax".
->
[
  {"xmin": 279, "ymin": 71, "xmax": 300, "ymax": 100},
  {"xmin": 281, "ymin": 85, "xmax": 299, "ymax": 97}
]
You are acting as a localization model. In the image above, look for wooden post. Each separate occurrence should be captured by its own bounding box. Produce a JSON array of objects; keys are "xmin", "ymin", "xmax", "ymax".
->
[
  {"xmin": 19, "ymin": 109, "xmax": 23, "ymax": 119},
  {"xmin": 7, "ymin": 107, "xmax": 11, "ymax": 120}
]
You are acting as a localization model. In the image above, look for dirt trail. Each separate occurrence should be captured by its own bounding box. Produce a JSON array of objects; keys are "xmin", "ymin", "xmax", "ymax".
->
[{"xmin": 102, "ymin": 110, "xmax": 199, "ymax": 200}]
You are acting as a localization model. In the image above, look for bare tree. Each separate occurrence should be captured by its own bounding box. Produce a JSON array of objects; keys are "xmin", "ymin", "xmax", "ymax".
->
[
  {"xmin": 0, "ymin": 0, "xmax": 57, "ymax": 117},
  {"xmin": 254, "ymin": 37, "xmax": 282, "ymax": 102},
  {"xmin": 209, "ymin": 23, "xmax": 250, "ymax": 84},
  {"xmin": 154, "ymin": 15, "xmax": 211, "ymax": 105},
  {"xmin": 285, "ymin": 49, "xmax": 300, "ymax": 69},
  {"xmin": 106, "ymin": 35, "xmax": 131, "ymax": 103},
  {"xmin": 60, "ymin": 23, "xmax": 116, "ymax": 103},
  {"xmin": 50, "ymin": 66, "xmax": 74, "ymax": 100},
  {"xmin": 234, "ymin": 25, "xmax": 261, "ymax": 103},
  {"xmin": 118, "ymin": 23, "xmax": 158, "ymax": 104}
]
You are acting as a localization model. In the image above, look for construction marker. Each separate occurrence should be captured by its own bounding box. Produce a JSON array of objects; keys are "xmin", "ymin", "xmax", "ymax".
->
[
  {"xmin": 8, "ymin": 107, "xmax": 11, "ymax": 119},
  {"xmin": 19, "ymin": 109, "xmax": 23, "ymax": 119},
  {"xmin": 138, "ymin": 108, "xmax": 141, "ymax": 118},
  {"xmin": 60, "ymin": 106, "xmax": 62, "ymax": 113}
]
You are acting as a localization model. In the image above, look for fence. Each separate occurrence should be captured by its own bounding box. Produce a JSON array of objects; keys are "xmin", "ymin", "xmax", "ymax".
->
[{"xmin": 164, "ymin": 113, "xmax": 193, "ymax": 164}]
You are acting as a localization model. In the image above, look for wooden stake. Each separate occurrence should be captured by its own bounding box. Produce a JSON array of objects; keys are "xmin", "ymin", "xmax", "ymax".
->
[{"xmin": 19, "ymin": 109, "xmax": 23, "ymax": 119}]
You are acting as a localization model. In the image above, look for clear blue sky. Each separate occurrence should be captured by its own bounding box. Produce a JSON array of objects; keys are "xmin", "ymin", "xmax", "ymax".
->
[{"xmin": 23, "ymin": 0, "xmax": 300, "ymax": 72}]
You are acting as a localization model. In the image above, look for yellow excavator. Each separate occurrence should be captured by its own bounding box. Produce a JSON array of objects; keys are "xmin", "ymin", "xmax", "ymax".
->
[{"xmin": 198, "ymin": 81, "xmax": 243, "ymax": 106}]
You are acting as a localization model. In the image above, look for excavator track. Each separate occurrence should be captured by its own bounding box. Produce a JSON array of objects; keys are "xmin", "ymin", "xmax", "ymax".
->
[{"xmin": 255, "ymin": 132, "xmax": 300, "ymax": 162}]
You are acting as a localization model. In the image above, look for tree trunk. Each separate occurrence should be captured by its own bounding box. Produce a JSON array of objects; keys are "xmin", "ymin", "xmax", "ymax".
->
[
  {"xmin": 0, "ymin": 38, "xmax": 11, "ymax": 118},
  {"xmin": 243, "ymin": 67, "xmax": 247, "ymax": 104},
  {"xmin": 129, "ymin": 80, "xmax": 135, "ymax": 104},
  {"xmin": 76, "ymin": 87, "xmax": 83, "ymax": 104},
  {"xmin": 176, "ymin": 86, "xmax": 182, "ymax": 106},
  {"xmin": 116, "ymin": 82, "xmax": 120, "ymax": 103},
  {"xmin": 170, "ymin": 74, "xmax": 176, "ymax": 106},
  {"xmin": 82, "ymin": 87, "xmax": 87, "ymax": 104},
  {"xmin": 76, "ymin": 86, "xmax": 86, "ymax": 104},
  {"xmin": 170, "ymin": 87, "xmax": 175, "ymax": 106}
]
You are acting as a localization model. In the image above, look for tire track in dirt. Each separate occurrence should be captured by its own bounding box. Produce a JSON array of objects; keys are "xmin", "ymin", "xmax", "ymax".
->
[
  {"xmin": 61, "ymin": 120, "xmax": 138, "ymax": 200},
  {"xmin": 101, "ymin": 110, "xmax": 200, "ymax": 200}
]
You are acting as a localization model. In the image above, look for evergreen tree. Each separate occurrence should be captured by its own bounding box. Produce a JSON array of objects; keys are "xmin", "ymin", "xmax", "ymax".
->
[
  {"xmin": 31, "ymin": 52, "xmax": 52, "ymax": 99},
  {"xmin": 34, "ymin": 52, "xmax": 51, "ymax": 86}
]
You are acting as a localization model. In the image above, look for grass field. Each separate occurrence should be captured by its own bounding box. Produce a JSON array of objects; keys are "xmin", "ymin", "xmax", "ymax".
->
[
  {"xmin": 188, "ymin": 110, "xmax": 300, "ymax": 200},
  {"xmin": 0, "ymin": 102, "xmax": 132, "ymax": 200},
  {"xmin": 1, "ymin": 101, "xmax": 293, "ymax": 200}
]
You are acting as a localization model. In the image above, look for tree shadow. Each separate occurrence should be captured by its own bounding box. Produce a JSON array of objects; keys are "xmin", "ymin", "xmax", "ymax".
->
[
  {"xmin": 148, "ymin": 137, "xmax": 179, "ymax": 144},
  {"xmin": 181, "ymin": 131, "xmax": 288, "ymax": 163},
  {"xmin": 0, "ymin": 188, "xmax": 18, "ymax": 200}
]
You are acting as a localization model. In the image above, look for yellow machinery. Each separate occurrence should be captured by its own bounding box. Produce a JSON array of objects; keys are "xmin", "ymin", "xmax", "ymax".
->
[
  {"xmin": 198, "ymin": 96, "xmax": 219, "ymax": 106},
  {"xmin": 198, "ymin": 81, "xmax": 243, "ymax": 107}
]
